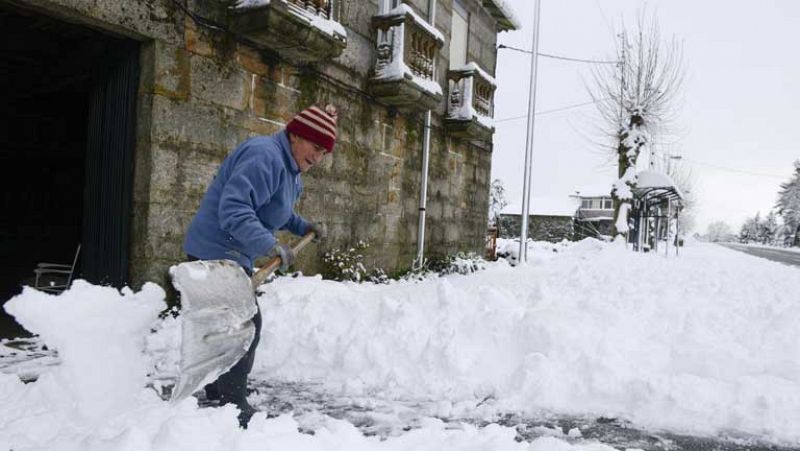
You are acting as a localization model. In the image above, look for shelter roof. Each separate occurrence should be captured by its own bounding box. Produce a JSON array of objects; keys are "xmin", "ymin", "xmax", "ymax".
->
[{"xmin": 633, "ymin": 170, "xmax": 684, "ymax": 203}]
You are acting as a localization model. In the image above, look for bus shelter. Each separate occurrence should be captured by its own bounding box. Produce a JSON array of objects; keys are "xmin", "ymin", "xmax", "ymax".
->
[{"xmin": 629, "ymin": 170, "xmax": 684, "ymax": 255}]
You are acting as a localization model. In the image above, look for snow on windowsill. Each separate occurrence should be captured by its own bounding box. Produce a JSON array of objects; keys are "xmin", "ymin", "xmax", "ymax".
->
[
  {"xmin": 452, "ymin": 62, "xmax": 496, "ymax": 87},
  {"xmin": 374, "ymin": 65, "xmax": 443, "ymax": 98},
  {"xmin": 234, "ymin": 0, "xmax": 347, "ymax": 40},
  {"xmin": 484, "ymin": 0, "xmax": 521, "ymax": 30},
  {"xmin": 376, "ymin": 3, "xmax": 445, "ymax": 44},
  {"xmin": 235, "ymin": 0, "xmax": 270, "ymax": 7},
  {"xmin": 448, "ymin": 105, "xmax": 493, "ymax": 130},
  {"xmin": 378, "ymin": 69, "xmax": 443, "ymax": 98}
]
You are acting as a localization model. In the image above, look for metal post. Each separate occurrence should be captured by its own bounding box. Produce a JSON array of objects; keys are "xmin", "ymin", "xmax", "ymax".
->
[
  {"xmin": 675, "ymin": 206, "xmax": 680, "ymax": 257},
  {"xmin": 666, "ymin": 199, "xmax": 671, "ymax": 257},
  {"xmin": 653, "ymin": 206, "xmax": 659, "ymax": 254},
  {"xmin": 518, "ymin": 0, "xmax": 542, "ymax": 263},
  {"xmin": 415, "ymin": 110, "xmax": 432, "ymax": 267},
  {"xmin": 639, "ymin": 197, "xmax": 647, "ymax": 252}
]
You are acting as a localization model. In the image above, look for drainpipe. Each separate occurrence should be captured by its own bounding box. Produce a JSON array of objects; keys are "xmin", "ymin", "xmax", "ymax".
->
[
  {"xmin": 415, "ymin": 0, "xmax": 437, "ymax": 268},
  {"xmin": 415, "ymin": 110, "xmax": 433, "ymax": 267}
]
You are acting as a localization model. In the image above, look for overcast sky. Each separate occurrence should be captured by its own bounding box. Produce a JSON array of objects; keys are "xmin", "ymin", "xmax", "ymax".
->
[{"xmin": 491, "ymin": 0, "xmax": 800, "ymax": 233}]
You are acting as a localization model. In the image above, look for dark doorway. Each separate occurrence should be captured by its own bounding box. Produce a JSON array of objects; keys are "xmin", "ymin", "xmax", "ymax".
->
[{"xmin": 0, "ymin": 6, "xmax": 139, "ymax": 337}]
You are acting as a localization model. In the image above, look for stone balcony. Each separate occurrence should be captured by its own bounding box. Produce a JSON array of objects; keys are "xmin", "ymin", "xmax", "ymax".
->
[
  {"xmin": 445, "ymin": 62, "xmax": 496, "ymax": 141},
  {"xmin": 230, "ymin": 0, "xmax": 347, "ymax": 63},
  {"xmin": 368, "ymin": 4, "xmax": 444, "ymax": 111}
]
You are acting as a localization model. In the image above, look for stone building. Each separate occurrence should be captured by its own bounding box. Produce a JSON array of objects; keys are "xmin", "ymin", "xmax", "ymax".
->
[
  {"xmin": 0, "ymin": 0, "xmax": 518, "ymax": 316},
  {"xmin": 573, "ymin": 190, "xmax": 615, "ymax": 240}
]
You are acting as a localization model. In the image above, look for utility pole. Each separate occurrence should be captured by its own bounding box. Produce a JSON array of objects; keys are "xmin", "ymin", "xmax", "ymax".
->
[{"xmin": 518, "ymin": 0, "xmax": 542, "ymax": 263}]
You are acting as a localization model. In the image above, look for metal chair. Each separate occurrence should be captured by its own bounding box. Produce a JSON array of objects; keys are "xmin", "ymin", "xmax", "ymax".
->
[{"xmin": 34, "ymin": 244, "xmax": 81, "ymax": 294}]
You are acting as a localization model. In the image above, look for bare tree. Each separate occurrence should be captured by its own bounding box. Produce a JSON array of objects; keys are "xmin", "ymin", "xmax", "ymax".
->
[
  {"xmin": 589, "ymin": 13, "xmax": 684, "ymax": 236},
  {"xmin": 656, "ymin": 153, "xmax": 696, "ymax": 234}
]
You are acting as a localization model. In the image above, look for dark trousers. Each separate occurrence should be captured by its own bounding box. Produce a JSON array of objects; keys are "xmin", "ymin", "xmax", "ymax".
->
[
  {"xmin": 209, "ymin": 306, "xmax": 261, "ymax": 403},
  {"xmin": 187, "ymin": 255, "xmax": 261, "ymax": 404}
]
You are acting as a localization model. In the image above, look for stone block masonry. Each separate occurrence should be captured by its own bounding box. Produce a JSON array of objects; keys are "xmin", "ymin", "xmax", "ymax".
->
[{"xmin": 11, "ymin": 0, "xmax": 500, "ymax": 288}]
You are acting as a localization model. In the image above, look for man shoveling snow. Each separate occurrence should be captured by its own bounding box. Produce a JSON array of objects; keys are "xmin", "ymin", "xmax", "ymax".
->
[{"xmin": 177, "ymin": 104, "xmax": 336, "ymax": 427}]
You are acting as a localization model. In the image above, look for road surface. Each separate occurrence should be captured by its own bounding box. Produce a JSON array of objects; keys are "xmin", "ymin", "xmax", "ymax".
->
[{"xmin": 719, "ymin": 243, "xmax": 800, "ymax": 267}]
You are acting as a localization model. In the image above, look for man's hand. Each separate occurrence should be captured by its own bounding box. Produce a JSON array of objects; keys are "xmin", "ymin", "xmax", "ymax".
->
[
  {"xmin": 309, "ymin": 222, "xmax": 327, "ymax": 243},
  {"xmin": 269, "ymin": 242, "xmax": 295, "ymax": 272}
]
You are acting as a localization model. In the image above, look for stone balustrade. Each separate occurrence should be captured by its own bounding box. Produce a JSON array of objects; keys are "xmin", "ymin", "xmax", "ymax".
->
[
  {"xmin": 445, "ymin": 63, "xmax": 496, "ymax": 140},
  {"xmin": 285, "ymin": 0, "xmax": 332, "ymax": 20},
  {"xmin": 230, "ymin": 0, "xmax": 346, "ymax": 63},
  {"xmin": 369, "ymin": 5, "xmax": 444, "ymax": 111}
]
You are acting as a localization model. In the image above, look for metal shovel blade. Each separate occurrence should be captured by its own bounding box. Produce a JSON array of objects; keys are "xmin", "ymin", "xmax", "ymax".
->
[{"xmin": 169, "ymin": 259, "xmax": 258, "ymax": 402}]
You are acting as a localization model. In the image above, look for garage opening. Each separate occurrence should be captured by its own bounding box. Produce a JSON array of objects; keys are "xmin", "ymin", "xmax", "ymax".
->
[{"xmin": 0, "ymin": 6, "xmax": 139, "ymax": 337}]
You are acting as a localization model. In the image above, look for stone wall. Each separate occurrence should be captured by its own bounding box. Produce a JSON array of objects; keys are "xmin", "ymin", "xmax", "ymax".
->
[{"xmin": 12, "ymin": 0, "xmax": 501, "ymax": 288}]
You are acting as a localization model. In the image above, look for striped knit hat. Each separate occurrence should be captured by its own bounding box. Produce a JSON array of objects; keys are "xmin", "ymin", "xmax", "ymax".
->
[{"xmin": 286, "ymin": 104, "xmax": 338, "ymax": 153}]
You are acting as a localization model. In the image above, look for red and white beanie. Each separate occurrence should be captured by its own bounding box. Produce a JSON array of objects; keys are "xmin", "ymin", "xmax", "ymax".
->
[{"xmin": 286, "ymin": 104, "xmax": 338, "ymax": 153}]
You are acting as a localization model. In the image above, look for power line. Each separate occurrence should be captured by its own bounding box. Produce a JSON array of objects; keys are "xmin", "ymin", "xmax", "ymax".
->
[
  {"xmin": 498, "ymin": 44, "xmax": 618, "ymax": 64},
  {"xmin": 493, "ymin": 99, "xmax": 602, "ymax": 123},
  {"xmin": 681, "ymin": 157, "xmax": 787, "ymax": 179},
  {"xmin": 594, "ymin": 0, "xmax": 617, "ymax": 41}
]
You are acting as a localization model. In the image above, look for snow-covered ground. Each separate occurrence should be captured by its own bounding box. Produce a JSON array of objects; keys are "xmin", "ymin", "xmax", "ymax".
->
[{"xmin": 2, "ymin": 239, "xmax": 800, "ymax": 450}]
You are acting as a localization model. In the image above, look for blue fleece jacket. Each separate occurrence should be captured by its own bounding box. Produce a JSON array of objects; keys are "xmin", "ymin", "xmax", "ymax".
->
[{"xmin": 183, "ymin": 130, "xmax": 311, "ymax": 270}]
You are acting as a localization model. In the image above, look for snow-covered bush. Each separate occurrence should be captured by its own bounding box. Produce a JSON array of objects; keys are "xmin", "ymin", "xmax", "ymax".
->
[
  {"xmin": 401, "ymin": 253, "xmax": 487, "ymax": 280},
  {"xmin": 428, "ymin": 253, "xmax": 486, "ymax": 276},
  {"xmin": 321, "ymin": 241, "xmax": 388, "ymax": 283},
  {"xmin": 322, "ymin": 244, "xmax": 487, "ymax": 283},
  {"xmin": 321, "ymin": 241, "xmax": 368, "ymax": 282}
]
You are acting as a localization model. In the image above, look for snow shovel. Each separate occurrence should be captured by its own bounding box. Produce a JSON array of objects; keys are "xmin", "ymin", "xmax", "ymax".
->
[{"xmin": 169, "ymin": 232, "xmax": 315, "ymax": 403}]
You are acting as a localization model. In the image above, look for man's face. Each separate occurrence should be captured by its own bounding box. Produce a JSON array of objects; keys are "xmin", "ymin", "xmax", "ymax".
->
[{"xmin": 290, "ymin": 133, "xmax": 328, "ymax": 172}]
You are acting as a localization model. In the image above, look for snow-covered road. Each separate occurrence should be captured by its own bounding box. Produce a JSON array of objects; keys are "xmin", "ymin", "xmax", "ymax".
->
[
  {"xmin": 720, "ymin": 242, "xmax": 800, "ymax": 267},
  {"xmin": 2, "ymin": 239, "xmax": 799, "ymax": 450}
]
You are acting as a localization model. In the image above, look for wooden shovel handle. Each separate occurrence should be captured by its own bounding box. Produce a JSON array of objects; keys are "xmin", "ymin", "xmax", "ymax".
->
[{"xmin": 251, "ymin": 231, "xmax": 316, "ymax": 288}]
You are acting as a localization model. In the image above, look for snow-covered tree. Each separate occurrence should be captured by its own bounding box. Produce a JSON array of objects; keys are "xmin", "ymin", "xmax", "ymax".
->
[
  {"xmin": 762, "ymin": 211, "xmax": 779, "ymax": 245},
  {"xmin": 488, "ymin": 178, "xmax": 508, "ymax": 227},
  {"xmin": 589, "ymin": 14, "xmax": 684, "ymax": 236},
  {"xmin": 739, "ymin": 213, "xmax": 761, "ymax": 244},
  {"xmin": 705, "ymin": 221, "xmax": 733, "ymax": 243},
  {"xmin": 776, "ymin": 160, "xmax": 800, "ymax": 247}
]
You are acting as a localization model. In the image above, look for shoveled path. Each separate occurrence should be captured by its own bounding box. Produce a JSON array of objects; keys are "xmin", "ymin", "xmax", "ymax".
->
[
  {"xmin": 2, "ymin": 338, "xmax": 798, "ymax": 450},
  {"xmin": 247, "ymin": 379, "xmax": 799, "ymax": 451}
]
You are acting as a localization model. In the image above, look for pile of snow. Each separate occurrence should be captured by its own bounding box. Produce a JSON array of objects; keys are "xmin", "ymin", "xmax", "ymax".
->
[
  {"xmin": 3, "ymin": 240, "xmax": 800, "ymax": 448},
  {"xmin": 495, "ymin": 237, "xmax": 575, "ymax": 265},
  {"xmin": 254, "ymin": 241, "xmax": 800, "ymax": 445},
  {"xmin": 2, "ymin": 281, "xmax": 165, "ymax": 423},
  {"xmin": 0, "ymin": 280, "xmax": 595, "ymax": 450}
]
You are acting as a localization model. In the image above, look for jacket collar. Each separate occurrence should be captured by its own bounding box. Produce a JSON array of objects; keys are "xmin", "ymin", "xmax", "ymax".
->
[{"xmin": 278, "ymin": 130, "xmax": 300, "ymax": 175}]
